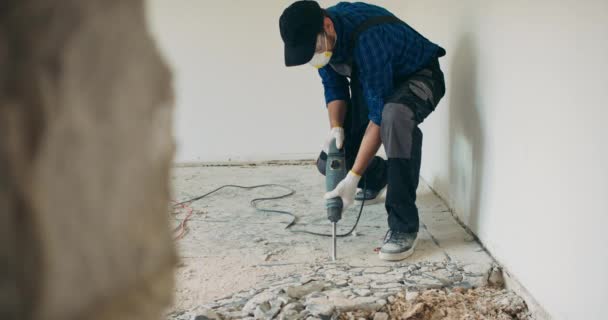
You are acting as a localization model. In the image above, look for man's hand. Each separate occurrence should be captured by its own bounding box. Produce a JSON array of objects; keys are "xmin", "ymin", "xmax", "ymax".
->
[
  {"xmin": 324, "ymin": 170, "xmax": 361, "ymax": 211},
  {"xmin": 322, "ymin": 127, "xmax": 345, "ymax": 153}
]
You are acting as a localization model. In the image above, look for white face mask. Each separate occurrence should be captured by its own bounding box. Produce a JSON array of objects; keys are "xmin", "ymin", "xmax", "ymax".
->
[{"xmin": 309, "ymin": 33, "xmax": 333, "ymax": 69}]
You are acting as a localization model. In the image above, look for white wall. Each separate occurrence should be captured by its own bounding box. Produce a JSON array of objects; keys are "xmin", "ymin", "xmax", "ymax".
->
[
  {"xmin": 146, "ymin": 0, "xmax": 420, "ymax": 162},
  {"xmin": 404, "ymin": 0, "xmax": 608, "ymax": 319},
  {"xmin": 147, "ymin": 1, "xmax": 608, "ymax": 318},
  {"xmin": 146, "ymin": 0, "xmax": 328, "ymax": 162}
]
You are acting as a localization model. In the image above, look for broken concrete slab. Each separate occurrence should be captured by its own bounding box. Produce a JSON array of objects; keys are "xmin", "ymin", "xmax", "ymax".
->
[
  {"xmin": 168, "ymin": 260, "xmax": 517, "ymax": 320},
  {"xmin": 169, "ymin": 164, "xmax": 495, "ymax": 313}
]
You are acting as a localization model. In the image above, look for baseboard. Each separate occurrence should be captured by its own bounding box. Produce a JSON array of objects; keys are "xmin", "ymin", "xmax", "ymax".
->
[
  {"xmin": 502, "ymin": 269, "xmax": 553, "ymax": 320},
  {"xmin": 173, "ymin": 159, "xmax": 315, "ymax": 168},
  {"xmin": 420, "ymin": 177, "xmax": 553, "ymax": 319}
]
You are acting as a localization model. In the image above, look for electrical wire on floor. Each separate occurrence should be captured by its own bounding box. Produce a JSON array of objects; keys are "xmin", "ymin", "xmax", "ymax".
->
[
  {"xmin": 172, "ymin": 180, "xmax": 366, "ymax": 240},
  {"xmin": 171, "ymin": 200, "xmax": 194, "ymax": 240}
]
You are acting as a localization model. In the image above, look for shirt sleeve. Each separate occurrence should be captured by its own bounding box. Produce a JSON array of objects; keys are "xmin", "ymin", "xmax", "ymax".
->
[
  {"xmin": 318, "ymin": 65, "xmax": 350, "ymax": 105},
  {"xmin": 354, "ymin": 28, "xmax": 393, "ymax": 125}
]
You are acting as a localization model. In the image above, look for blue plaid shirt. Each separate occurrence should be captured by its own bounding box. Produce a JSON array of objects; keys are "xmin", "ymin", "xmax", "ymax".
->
[{"xmin": 319, "ymin": 2, "xmax": 444, "ymax": 125}]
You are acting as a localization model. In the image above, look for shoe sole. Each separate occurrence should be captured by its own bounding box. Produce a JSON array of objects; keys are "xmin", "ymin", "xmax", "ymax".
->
[
  {"xmin": 378, "ymin": 238, "xmax": 418, "ymax": 261},
  {"xmin": 355, "ymin": 186, "xmax": 387, "ymax": 206},
  {"xmin": 355, "ymin": 196, "xmax": 385, "ymax": 206}
]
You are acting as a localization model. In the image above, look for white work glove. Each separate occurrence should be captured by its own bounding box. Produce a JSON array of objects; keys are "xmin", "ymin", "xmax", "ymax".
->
[
  {"xmin": 322, "ymin": 127, "xmax": 345, "ymax": 153},
  {"xmin": 324, "ymin": 170, "xmax": 361, "ymax": 211}
]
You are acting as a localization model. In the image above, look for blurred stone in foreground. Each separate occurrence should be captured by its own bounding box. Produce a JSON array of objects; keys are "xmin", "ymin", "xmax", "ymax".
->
[{"xmin": 0, "ymin": 1, "xmax": 176, "ymax": 320}]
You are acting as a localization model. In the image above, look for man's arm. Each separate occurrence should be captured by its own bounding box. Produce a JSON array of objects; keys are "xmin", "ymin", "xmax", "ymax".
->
[
  {"xmin": 319, "ymin": 66, "xmax": 349, "ymax": 151},
  {"xmin": 318, "ymin": 66, "xmax": 349, "ymax": 115},
  {"xmin": 327, "ymin": 100, "xmax": 347, "ymax": 128},
  {"xmin": 351, "ymin": 121, "xmax": 381, "ymax": 175}
]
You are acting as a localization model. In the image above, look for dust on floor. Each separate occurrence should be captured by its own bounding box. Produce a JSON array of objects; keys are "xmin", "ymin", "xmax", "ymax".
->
[
  {"xmin": 341, "ymin": 287, "xmax": 530, "ymax": 320},
  {"xmin": 170, "ymin": 164, "xmax": 495, "ymax": 311}
]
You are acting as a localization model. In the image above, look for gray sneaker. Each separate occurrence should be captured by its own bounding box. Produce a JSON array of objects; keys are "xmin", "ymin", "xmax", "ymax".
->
[{"xmin": 379, "ymin": 230, "xmax": 418, "ymax": 261}]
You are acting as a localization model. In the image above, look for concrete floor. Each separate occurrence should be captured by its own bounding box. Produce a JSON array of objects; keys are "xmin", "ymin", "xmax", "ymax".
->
[{"xmin": 170, "ymin": 163, "xmax": 494, "ymax": 312}]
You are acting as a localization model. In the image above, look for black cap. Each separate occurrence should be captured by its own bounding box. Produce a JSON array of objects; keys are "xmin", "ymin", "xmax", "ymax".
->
[{"xmin": 279, "ymin": 1, "xmax": 324, "ymax": 67}]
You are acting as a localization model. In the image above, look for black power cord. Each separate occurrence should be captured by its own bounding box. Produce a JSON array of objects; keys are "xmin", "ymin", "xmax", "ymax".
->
[{"xmin": 174, "ymin": 179, "xmax": 366, "ymax": 238}]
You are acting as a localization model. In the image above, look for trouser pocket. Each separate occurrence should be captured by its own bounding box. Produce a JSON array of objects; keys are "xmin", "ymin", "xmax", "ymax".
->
[{"xmin": 388, "ymin": 59, "xmax": 445, "ymax": 124}]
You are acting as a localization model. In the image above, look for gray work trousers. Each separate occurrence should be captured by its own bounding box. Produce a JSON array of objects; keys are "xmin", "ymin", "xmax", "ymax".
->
[{"xmin": 317, "ymin": 58, "xmax": 445, "ymax": 233}]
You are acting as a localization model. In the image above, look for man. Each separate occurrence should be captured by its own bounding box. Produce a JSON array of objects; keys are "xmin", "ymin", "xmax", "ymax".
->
[{"xmin": 279, "ymin": 1, "xmax": 446, "ymax": 261}]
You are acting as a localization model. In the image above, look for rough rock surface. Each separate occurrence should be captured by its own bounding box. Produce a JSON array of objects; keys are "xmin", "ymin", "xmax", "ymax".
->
[
  {"xmin": 167, "ymin": 261, "xmax": 529, "ymax": 320},
  {"xmin": 1, "ymin": 1, "xmax": 175, "ymax": 319}
]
